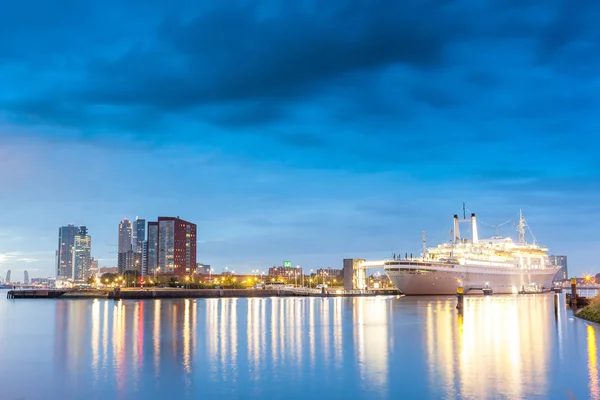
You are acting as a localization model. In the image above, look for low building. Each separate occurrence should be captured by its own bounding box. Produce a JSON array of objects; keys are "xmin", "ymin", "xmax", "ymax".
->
[
  {"xmin": 99, "ymin": 267, "xmax": 118, "ymax": 274},
  {"xmin": 196, "ymin": 263, "xmax": 212, "ymax": 275}
]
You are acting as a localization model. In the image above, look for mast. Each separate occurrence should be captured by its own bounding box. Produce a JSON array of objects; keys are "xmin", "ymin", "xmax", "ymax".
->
[
  {"xmin": 422, "ymin": 230, "xmax": 427, "ymax": 260},
  {"xmin": 518, "ymin": 210, "xmax": 526, "ymax": 243}
]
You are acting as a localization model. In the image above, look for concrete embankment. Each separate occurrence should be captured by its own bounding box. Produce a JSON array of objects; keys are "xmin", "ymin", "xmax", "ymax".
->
[
  {"xmin": 7, "ymin": 288, "xmax": 401, "ymax": 300},
  {"xmin": 111, "ymin": 288, "xmax": 285, "ymax": 299}
]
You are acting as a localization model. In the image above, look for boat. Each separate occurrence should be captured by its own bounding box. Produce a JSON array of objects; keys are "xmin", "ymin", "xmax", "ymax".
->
[{"xmin": 384, "ymin": 210, "xmax": 560, "ymax": 295}]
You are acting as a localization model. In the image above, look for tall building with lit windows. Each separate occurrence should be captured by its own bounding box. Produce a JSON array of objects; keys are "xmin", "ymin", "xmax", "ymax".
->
[
  {"xmin": 550, "ymin": 255, "xmax": 568, "ymax": 281},
  {"xmin": 146, "ymin": 221, "xmax": 159, "ymax": 276},
  {"xmin": 132, "ymin": 217, "xmax": 146, "ymax": 253},
  {"xmin": 117, "ymin": 218, "xmax": 132, "ymax": 273},
  {"xmin": 149, "ymin": 217, "xmax": 196, "ymax": 275},
  {"xmin": 57, "ymin": 225, "xmax": 80, "ymax": 279},
  {"xmin": 73, "ymin": 226, "xmax": 92, "ymax": 281}
]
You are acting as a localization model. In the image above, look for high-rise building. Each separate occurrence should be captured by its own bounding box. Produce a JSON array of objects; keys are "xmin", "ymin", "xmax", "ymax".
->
[
  {"xmin": 24, "ymin": 270, "xmax": 29, "ymax": 285},
  {"xmin": 5, "ymin": 269, "xmax": 11, "ymax": 283},
  {"xmin": 57, "ymin": 225, "xmax": 79, "ymax": 279},
  {"xmin": 117, "ymin": 250, "xmax": 142, "ymax": 275},
  {"xmin": 152, "ymin": 217, "xmax": 196, "ymax": 275},
  {"xmin": 73, "ymin": 226, "xmax": 92, "ymax": 281},
  {"xmin": 117, "ymin": 219, "xmax": 133, "ymax": 273},
  {"xmin": 118, "ymin": 219, "xmax": 133, "ymax": 253},
  {"xmin": 132, "ymin": 217, "xmax": 146, "ymax": 253},
  {"xmin": 146, "ymin": 222, "xmax": 159, "ymax": 276},
  {"xmin": 141, "ymin": 241, "xmax": 148, "ymax": 278},
  {"xmin": 550, "ymin": 255, "xmax": 568, "ymax": 281}
]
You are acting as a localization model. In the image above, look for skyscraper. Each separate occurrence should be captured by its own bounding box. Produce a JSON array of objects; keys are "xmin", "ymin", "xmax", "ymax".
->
[
  {"xmin": 73, "ymin": 226, "xmax": 92, "ymax": 281},
  {"xmin": 57, "ymin": 225, "xmax": 79, "ymax": 279},
  {"xmin": 132, "ymin": 217, "xmax": 146, "ymax": 253},
  {"xmin": 117, "ymin": 250, "xmax": 140, "ymax": 275},
  {"xmin": 117, "ymin": 219, "xmax": 133, "ymax": 273},
  {"xmin": 5, "ymin": 270, "xmax": 11, "ymax": 283},
  {"xmin": 152, "ymin": 217, "xmax": 196, "ymax": 275},
  {"xmin": 118, "ymin": 219, "xmax": 133, "ymax": 253},
  {"xmin": 24, "ymin": 270, "xmax": 29, "ymax": 285},
  {"xmin": 146, "ymin": 221, "xmax": 159, "ymax": 276},
  {"xmin": 550, "ymin": 255, "xmax": 568, "ymax": 281}
]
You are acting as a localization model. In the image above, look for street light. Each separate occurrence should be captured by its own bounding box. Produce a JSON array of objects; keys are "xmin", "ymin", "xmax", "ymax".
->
[{"xmin": 297, "ymin": 265, "xmax": 303, "ymax": 287}]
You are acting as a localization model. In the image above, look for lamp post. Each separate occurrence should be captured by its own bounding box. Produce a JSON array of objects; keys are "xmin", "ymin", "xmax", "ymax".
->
[{"xmin": 297, "ymin": 265, "xmax": 303, "ymax": 287}]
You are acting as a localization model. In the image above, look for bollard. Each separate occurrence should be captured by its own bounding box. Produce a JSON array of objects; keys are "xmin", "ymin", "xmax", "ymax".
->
[
  {"xmin": 570, "ymin": 278, "xmax": 577, "ymax": 308},
  {"xmin": 456, "ymin": 285, "xmax": 464, "ymax": 311}
]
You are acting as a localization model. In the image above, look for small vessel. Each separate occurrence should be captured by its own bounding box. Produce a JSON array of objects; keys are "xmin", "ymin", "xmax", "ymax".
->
[{"xmin": 385, "ymin": 210, "xmax": 559, "ymax": 295}]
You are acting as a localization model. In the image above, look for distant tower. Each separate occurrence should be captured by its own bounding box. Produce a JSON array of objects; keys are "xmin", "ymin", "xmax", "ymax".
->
[
  {"xmin": 5, "ymin": 270, "xmax": 11, "ymax": 283},
  {"xmin": 24, "ymin": 270, "xmax": 29, "ymax": 285},
  {"xmin": 118, "ymin": 219, "xmax": 133, "ymax": 273},
  {"xmin": 57, "ymin": 225, "xmax": 79, "ymax": 279},
  {"xmin": 118, "ymin": 219, "xmax": 133, "ymax": 254},
  {"xmin": 132, "ymin": 217, "xmax": 146, "ymax": 253},
  {"xmin": 73, "ymin": 226, "xmax": 92, "ymax": 281},
  {"xmin": 518, "ymin": 210, "xmax": 526, "ymax": 243}
]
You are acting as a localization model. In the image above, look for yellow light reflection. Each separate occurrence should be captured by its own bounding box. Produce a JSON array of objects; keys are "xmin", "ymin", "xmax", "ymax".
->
[
  {"xmin": 426, "ymin": 296, "xmax": 550, "ymax": 399},
  {"xmin": 183, "ymin": 299, "xmax": 191, "ymax": 374},
  {"xmin": 353, "ymin": 298, "xmax": 389, "ymax": 395},
  {"xmin": 91, "ymin": 299, "xmax": 100, "ymax": 381},
  {"xmin": 588, "ymin": 325, "xmax": 599, "ymax": 400},
  {"xmin": 153, "ymin": 300, "xmax": 161, "ymax": 377}
]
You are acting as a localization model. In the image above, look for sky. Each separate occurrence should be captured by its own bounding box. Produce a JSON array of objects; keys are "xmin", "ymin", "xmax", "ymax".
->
[{"xmin": 1, "ymin": 0, "xmax": 599, "ymax": 279}]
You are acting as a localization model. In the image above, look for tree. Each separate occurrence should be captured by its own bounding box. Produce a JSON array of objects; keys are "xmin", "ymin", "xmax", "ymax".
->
[{"xmin": 100, "ymin": 273, "xmax": 119, "ymax": 284}]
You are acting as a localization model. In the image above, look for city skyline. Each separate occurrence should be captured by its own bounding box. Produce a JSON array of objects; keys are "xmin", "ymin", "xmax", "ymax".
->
[{"xmin": 1, "ymin": 1, "xmax": 600, "ymax": 277}]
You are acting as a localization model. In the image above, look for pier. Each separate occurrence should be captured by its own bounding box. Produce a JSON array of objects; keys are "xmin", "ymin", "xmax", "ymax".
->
[{"xmin": 7, "ymin": 287, "xmax": 401, "ymax": 300}]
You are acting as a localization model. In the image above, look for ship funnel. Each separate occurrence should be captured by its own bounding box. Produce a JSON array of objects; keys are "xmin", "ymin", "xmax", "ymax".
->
[
  {"xmin": 471, "ymin": 213, "xmax": 479, "ymax": 244},
  {"xmin": 453, "ymin": 215, "xmax": 460, "ymax": 244}
]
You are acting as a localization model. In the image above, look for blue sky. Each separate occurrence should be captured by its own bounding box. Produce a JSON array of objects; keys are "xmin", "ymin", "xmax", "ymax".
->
[{"xmin": 1, "ymin": 0, "xmax": 599, "ymax": 279}]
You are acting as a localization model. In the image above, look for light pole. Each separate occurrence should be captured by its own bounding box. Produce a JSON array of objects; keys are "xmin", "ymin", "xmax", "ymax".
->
[{"xmin": 297, "ymin": 265, "xmax": 303, "ymax": 287}]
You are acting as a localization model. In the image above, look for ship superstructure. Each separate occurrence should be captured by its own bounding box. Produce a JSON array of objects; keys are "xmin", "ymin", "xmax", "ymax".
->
[{"xmin": 384, "ymin": 210, "xmax": 559, "ymax": 295}]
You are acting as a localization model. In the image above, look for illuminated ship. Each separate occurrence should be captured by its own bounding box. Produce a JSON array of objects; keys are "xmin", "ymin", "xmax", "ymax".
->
[{"xmin": 384, "ymin": 210, "xmax": 559, "ymax": 295}]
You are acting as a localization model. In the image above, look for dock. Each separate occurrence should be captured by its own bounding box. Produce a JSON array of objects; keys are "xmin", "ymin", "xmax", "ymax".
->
[{"xmin": 7, "ymin": 287, "xmax": 401, "ymax": 300}]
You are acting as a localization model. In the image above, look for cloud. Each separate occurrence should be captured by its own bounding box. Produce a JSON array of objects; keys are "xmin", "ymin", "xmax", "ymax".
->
[{"xmin": 1, "ymin": 0, "xmax": 600, "ymax": 276}]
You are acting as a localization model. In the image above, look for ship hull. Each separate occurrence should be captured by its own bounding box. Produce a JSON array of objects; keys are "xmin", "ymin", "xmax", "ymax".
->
[{"xmin": 386, "ymin": 264, "xmax": 559, "ymax": 295}]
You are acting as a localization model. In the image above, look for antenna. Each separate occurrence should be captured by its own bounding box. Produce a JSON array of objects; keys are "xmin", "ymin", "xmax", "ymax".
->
[
  {"xmin": 518, "ymin": 210, "xmax": 526, "ymax": 243},
  {"xmin": 422, "ymin": 230, "xmax": 427, "ymax": 260}
]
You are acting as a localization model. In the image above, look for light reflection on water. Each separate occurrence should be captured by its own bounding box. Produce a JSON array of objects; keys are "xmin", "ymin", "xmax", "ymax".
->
[{"xmin": 0, "ymin": 292, "xmax": 599, "ymax": 400}]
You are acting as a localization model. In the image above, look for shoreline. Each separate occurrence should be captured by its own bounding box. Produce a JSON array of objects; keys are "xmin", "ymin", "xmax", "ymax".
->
[
  {"xmin": 575, "ymin": 307, "xmax": 600, "ymax": 324},
  {"xmin": 6, "ymin": 288, "xmax": 402, "ymax": 300}
]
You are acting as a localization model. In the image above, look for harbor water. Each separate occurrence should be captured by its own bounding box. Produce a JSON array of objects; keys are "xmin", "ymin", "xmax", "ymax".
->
[{"xmin": 0, "ymin": 290, "xmax": 599, "ymax": 399}]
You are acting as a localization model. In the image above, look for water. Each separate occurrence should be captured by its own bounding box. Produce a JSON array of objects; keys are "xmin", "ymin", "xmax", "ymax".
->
[{"xmin": 0, "ymin": 290, "xmax": 598, "ymax": 400}]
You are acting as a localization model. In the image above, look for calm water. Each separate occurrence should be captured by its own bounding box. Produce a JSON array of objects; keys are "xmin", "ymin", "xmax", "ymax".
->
[{"xmin": 0, "ymin": 290, "xmax": 598, "ymax": 400}]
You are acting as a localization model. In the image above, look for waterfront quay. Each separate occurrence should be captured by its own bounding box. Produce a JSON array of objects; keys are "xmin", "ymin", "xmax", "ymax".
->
[{"xmin": 6, "ymin": 287, "xmax": 401, "ymax": 299}]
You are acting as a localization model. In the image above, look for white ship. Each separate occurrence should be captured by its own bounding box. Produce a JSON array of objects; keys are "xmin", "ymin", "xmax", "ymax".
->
[{"xmin": 385, "ymin": 210, "xmax": 559, "ymax": 295}]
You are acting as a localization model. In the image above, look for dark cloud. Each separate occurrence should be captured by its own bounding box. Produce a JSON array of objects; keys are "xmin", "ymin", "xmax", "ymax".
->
[
  {"xmin": 81, "ymin": 1, "xmax": 457, "ymax": 110},
  {"xmin": 410, "ymin": 85, "xmax": 461, "ymax": 109}
]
